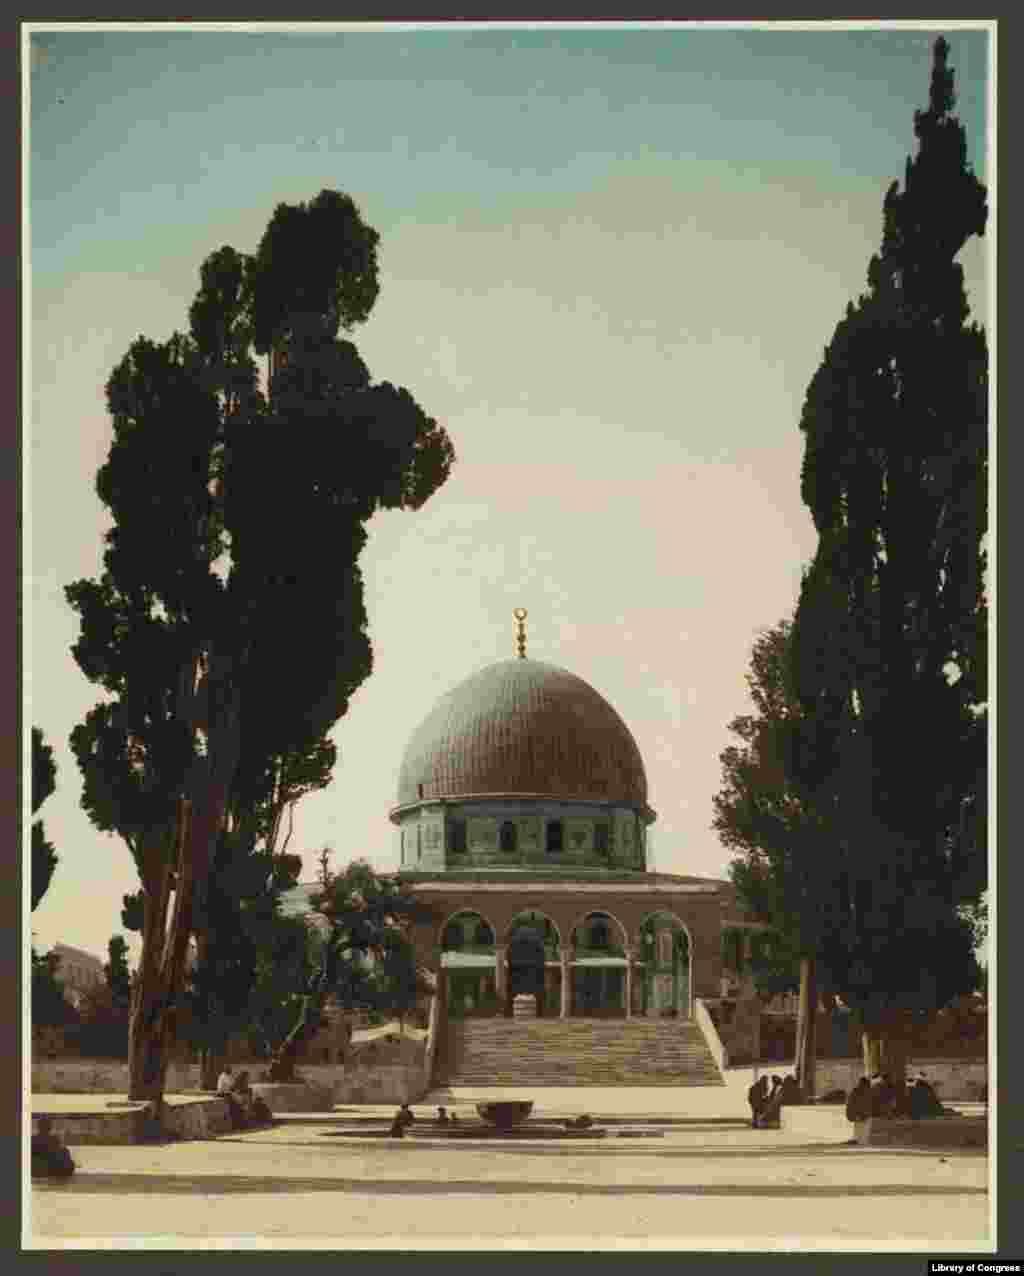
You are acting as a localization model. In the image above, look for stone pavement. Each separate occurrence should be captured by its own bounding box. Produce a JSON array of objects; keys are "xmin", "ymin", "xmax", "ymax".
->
[{"xmin": 27, "ymin": 1081, "xmax": 992, "ymax": 1250}]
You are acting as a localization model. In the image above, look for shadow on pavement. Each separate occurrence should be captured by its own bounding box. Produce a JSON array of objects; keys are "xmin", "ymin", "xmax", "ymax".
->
[{"xmin": 33, "ymin": 1174, "xmax": 988, "ymax": 1197}]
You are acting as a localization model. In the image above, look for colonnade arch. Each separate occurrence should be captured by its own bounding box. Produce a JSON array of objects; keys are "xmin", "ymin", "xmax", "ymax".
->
[
  {"xmin": 501, "ymin": 910, "xmax": 562, "ymax": 1017},
  {"xmin": 438, "ymin": 909, "xmax": 498, "ymax": 1018},
  {"xmin": 419, "ymin": 893, "xmax": 713, "ymax": 1022},
  {"xmin": 637, "ymin": 910, "xmax": 693, "ymax": 1019},
  {"xmin": 567, "ymin": 910, "xmax": 630, "ymax": 1018}
]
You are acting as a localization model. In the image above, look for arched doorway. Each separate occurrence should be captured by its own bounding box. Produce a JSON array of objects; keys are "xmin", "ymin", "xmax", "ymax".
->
[
  {"xmin": 638, "ymin": 911, "xmax": 691, "ymax": 1019},
  {"xmin": 570, "ymin": 911, "xmax": 628, "ymax": 1018},
  {"xmin": 504, "ymin": 911, "xmax": 561, "ymax": 1018},
  {"xmin": 440, "ymin": 910, "xmax": 497, "ymax": 1018}
]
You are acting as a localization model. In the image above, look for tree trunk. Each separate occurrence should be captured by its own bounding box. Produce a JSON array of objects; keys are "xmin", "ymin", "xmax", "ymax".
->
[
  {"xmin": 266, "ymin": 991, "xmax": 323, "ymax": 1082},
  {"xmin": 794, "ymin": 955, "xmax": 818, "ymax": 1101},
  {"xmin": 861, "ymin": 1029, "xmax": 882, "ymax": 1077},
  {"xmin": 127, "ymin": 838, "xmax": 175, "ymax": 1102},
  {"xmin": 861, "ymin": 1011, "xmax": 909, "ymax": 1085},
  {"xmin": 879, "ymin": 1014, "xmax": 910, "ymax": 1086}
]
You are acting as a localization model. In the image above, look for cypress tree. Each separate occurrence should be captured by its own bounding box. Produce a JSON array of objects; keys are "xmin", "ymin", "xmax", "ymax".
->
[{"xmin": 790, "ymin": 38, "xmax": 987, "ymax": 1079}]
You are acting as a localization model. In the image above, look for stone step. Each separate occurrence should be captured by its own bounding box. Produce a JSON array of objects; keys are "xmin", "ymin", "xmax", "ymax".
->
[{"xmin": 440, "ymin": 1016, "xmax": 723, "ymax": 1087}]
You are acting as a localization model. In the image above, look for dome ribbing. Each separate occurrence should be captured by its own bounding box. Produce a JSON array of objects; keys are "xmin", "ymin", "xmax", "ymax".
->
[{"xmin": 394, "ymin": 659, "xmax": 649, "ymax": 811}]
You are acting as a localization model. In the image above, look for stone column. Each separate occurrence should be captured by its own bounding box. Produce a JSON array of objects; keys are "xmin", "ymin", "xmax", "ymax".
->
[
  {"xmin": 624, "ymin": 949, "xmax": 633, "ymax": 1019},
  {"xmin": 495, "ymin": 946, "xmax": 507, "ymax": 1002},
  {"xmin": 560, "ymin": 953, "xmax": 570, "ymax": 1019}
]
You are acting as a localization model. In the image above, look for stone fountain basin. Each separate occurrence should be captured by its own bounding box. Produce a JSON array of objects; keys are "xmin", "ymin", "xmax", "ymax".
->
[{"xmin": 476, "ymin": 1101, "xmax": 534, "ymax": 1129}]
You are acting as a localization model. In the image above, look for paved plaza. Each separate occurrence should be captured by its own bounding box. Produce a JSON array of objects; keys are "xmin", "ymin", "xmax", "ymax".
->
[{"xmin": 28, "ymin": 1076, "xmax": 992, "ymax": 1250}]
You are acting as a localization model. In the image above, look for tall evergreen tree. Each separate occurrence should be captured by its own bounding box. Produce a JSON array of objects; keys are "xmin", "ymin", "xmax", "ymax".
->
[
  {"xmin": 67, "ymin": 188, "xmax": 454, "ymax": 1105},
  {"xmin": 31, "ymin": 727, "xmax": 59, "ymax": 910},
  {"xmin": 790, "ymin": 38, "xmax": 987, "ymax": 1079}
]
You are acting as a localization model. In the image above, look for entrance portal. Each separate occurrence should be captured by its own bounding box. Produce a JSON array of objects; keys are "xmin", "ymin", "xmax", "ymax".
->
[
  {"xmin": 505, "ymin": 923, "xmax": 547, "ymax": 1017},
  {"xmin": 569, "ymin": 911, "xmax": 629, "ymax": 1018},
  {"xmin": 571, "ymin": 965, "xmax": 625, "ymax": 1017}
]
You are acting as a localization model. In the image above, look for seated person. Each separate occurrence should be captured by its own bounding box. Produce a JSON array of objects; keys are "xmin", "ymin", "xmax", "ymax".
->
[
  {"xmin": 869, "ymin": 1073, "xmax": 900, "ymax": 1118},
  {"xmin": 216, "ymin": 1065, "xmax": 235, "ymax": 1095},
  {"xmin": 32, "ymin": 1117, "xmax": 75, "ymax": 1179},
  {"xmin": 248, "ymin": 1094, "xmax": 273, "ymax": 1125},
  {"xmin": 845, "ymin": 1077, "xmax": 873, "ymax": 1123},
  {"xmin": 908, "ymin": 1075, "xmax": 945, "ymax": 1119},
  {"xmin": 747, "ymin": 1076, "xmax": 770, "ymax": 1126},
  {"xmin": 219, "ymin": 1069, "xmax": 255, "ymax": 1129},
  {"xmin": 778, "ymin": 1075, "xmax": 802, "ymax": 1106},
  {"xmin": 397, "ymin": 1103, "xmax": 415, "ymax": 1129},
  {"xmin": 232, "ymin": 1069, "xmax": 253, "ymax": 1099},
  {"xmin": 436, "ymin": 1106, "xmax": 450, "ymax": 1125},
  {"xmin": 754, "ymin": 1075, "xmax": 793, "ymax": 1128}
]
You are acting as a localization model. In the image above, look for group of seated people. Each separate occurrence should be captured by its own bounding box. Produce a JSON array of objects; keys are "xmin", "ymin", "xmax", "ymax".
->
[
  {"xmin": 845, "ymin": 1072, "xmax": 946, "ymax": 1122},
  {"xmin": 31, "ymin": 1116, "xmax": 76, "ymax": 1180},
  {"xmin": 748, "ymin": 1068, "xmax": 947, "ymax": 1127},
  {"xmin": 216, "ymin": 1065, "xmax": 273, "ymax": 1130},
  {"xmin": 747, "ymin": 1073, "xmax": 802, "ymax": 1128}
]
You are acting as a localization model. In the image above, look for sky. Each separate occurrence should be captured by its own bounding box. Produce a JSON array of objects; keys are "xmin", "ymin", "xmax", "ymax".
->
[{"xmin": 25, "ymin": 23, "xmax": 991, "ymax": 966}]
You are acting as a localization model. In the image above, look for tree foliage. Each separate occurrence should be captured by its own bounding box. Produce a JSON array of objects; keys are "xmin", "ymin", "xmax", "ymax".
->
[
  {"xmin": 31, "ymin": 949, "xmax": 77, "ymax": 1030},
  {"xmin": 713, "ymin": 623, "xmax": 835, "ymax": 992},
  {"xmin": 65, "ymin": 188, "xmax": 455, "ymax": 1102},
  {"xmin": 788, "ymin": 38, "xmax": 987, "ymax": 1041},
  {"xmin": 263, "ymin": 860, "xmax": 432, "ymax": 1080},
  {"xmin": 104, "ymin": 935, "xmax": 133, "ymax": 1012},
  {"xmin": 31, "ymin": 727, "xmax": 59, "ymax": 910}
]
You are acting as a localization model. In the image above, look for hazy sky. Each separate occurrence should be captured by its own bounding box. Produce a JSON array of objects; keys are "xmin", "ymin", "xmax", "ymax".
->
[{"xmin": 26, "ymin": 23, "xmax": 991, "ymax": 965}]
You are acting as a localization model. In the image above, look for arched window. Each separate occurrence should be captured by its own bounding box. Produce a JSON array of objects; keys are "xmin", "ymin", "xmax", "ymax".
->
[
  {"xmin": 546, "ymin": 820, "xmax": 563, "ymax": 854},
  {"xmin": 657, "ymin": 931, "xmax": 673, "ymax": 965},
  {"xmin": 499, "ymin": 820, "xmax": 518, "ymax": 853},
  {"xmin": 591, "ymin": 919, "xmax": 610, "ymax": 950}
]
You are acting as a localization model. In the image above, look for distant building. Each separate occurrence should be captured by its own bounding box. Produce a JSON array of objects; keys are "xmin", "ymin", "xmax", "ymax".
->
[{"xmin": 51, "ymin": 943, "xmax": 105, "ymax": 1009}]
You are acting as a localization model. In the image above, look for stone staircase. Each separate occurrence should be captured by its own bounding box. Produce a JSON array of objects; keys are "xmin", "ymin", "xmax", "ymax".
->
[{"xmin": 438, "ymin": 1017, "xmax": 724, "ymax": 1087}]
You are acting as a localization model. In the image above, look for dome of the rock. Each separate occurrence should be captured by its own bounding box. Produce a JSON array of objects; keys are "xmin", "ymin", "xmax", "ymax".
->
[{"xmin": 394, "ymin": 658, "xmax": 649, "ymax": 812}]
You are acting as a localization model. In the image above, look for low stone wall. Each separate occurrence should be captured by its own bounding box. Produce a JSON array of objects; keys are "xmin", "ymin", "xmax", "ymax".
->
[
  {"xmin": 32, "ymin": 1058, "xmax": 200, "ymax": 1094},
  {"xmin": 854, "ymin": 1114, "xmax": 988, "ymax": 1148},
  {"xmin": 32, "ymin": 1097, "xmax": 233, "ymax": 1146},
  {"xmin": 811, "ymin": 1057, "xmax": 986, "ymax": 1102},
  {"xmin": 33, "ymin": 1046, "xmax": 430, "ymax": 1106},
  {"xmin": 251, "ymin": 1081, "xmax": 334, "ymax": 1113},
  {"xmin": 694, "ymin": 999, "xmax": 729, "ymax": 1073},
  {"xmin": 423, "ymin": 994, "xmax": 440, "ymax": 1090},
  {"xmin": 332, "ymin": 1064, "xmax": 424, "ymax": 1105}
]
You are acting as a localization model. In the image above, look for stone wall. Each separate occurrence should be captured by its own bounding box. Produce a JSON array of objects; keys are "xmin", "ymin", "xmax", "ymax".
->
[
  {"xmin": 32, "ymin": 1057, "xmax": 201, "ymax": 1094},
  {"xmin": 33, "ymin": 1045, "xmax": 431, "ymax": 1105},
  {"xmin": 811, "ymin": 1057, "xmax": 987, "ymax": 1102},
  {"xmin": 694, "ymin": 998, "xmax": 729, "ymax": 1073},
  {"xmin": 852, "ymin": 1114, "xmax": 987, "ymax": 1148},
  {"xmin": 33, "ymin": 1097, "xmax": 234, "ymax": 1145}
]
